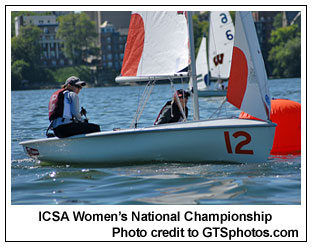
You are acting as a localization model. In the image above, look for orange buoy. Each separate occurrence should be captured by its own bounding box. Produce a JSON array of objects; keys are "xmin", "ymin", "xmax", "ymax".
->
[{"xmin": 239, "ymin": 99, "xmax": 301, "ymax": 155}]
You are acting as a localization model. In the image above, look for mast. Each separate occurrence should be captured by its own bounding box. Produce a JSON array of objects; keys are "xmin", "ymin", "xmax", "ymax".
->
[
  {"xmin": 187, "ymin": 11, "xmax": 200, "ymax": 121},
  {"xmin": 207, "ymin": 11, "xmax": 211, "ymax": 83}
]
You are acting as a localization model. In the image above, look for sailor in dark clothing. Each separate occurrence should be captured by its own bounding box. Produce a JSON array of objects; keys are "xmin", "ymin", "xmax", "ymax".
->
[{"xmin": 154, "ymin": 89, "xmax": 190, "ymax": 125}]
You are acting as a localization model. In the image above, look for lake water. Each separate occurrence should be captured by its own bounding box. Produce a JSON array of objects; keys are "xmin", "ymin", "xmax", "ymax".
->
[{"xmin": 10, "ymin": 78, "xmax": 302, "ymax": 204}]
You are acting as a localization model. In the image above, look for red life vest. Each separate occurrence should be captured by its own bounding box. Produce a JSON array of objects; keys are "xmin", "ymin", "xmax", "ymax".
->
[{"xmin": 48, "ymin": 89, "xmax": 66, "ymax": 121}]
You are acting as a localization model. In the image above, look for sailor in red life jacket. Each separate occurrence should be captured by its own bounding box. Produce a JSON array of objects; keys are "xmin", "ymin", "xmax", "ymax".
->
[{"xmin": 48, "ymin": 76, "xmax": 100, "ymax": 138}]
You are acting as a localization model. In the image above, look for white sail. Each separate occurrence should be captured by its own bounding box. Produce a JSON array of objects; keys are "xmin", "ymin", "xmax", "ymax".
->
[
  {"xmin": 227, "ymin": 11, "xmax": 271, "ymax": 121},
  {"xmin": 195, "ymin": 36, "xmax": 209, "ymax": 90},
  {"xmin": 209, "ymin": 11, "xmax": 235, "ymax": 79},
  {"xmin": 118, "ymin": 11, "xmax": 189, "ymax": 80}
]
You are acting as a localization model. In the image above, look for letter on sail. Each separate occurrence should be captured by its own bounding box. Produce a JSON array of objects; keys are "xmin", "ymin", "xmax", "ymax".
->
[{"xmin": 209, "ymin": 11, "xmax": 235, "ymax": 80}]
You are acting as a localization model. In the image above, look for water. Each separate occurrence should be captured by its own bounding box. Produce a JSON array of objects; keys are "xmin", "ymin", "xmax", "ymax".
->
[{"xmin": 11, "ymin": 78, "xmax": 301, "ymax": 204}]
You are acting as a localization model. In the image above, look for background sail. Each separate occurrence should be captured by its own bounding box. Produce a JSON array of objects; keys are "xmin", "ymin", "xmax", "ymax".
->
[
  {"xmin": 120, "ymin": 11, "xmax": 189, "ymax": 77},
  {"xmin": 194, "ymin": 36, "xmax": 209, "ymax": 89},
  {"xmin": 227, "ymin": 11, "xmax": 271, "ymax": 121},
  {"xmin": 208, "ymin": 11, "xmax": 235, "ymax": 79}
]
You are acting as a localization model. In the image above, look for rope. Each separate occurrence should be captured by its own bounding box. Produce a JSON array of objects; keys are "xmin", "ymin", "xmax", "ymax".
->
[
  {"xmin": 131, "ymin": 76, "xmax": 188, "ymax": 128},
  {"xmin": 169, "ymin": 78, "xmax": 187, "ymax": 121},
  {"xmin": 209, "ymin": 97, "xmax": 227, "ymax": 119},
  {"xmin": 131, "ymin": 80, "xmax": 156, "ymax": 128}
]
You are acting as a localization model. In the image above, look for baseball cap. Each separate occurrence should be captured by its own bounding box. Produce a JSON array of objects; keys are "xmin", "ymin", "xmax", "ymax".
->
[
  {"xmin": 64, "ymin": 76, "xmax": 86, "ymax": 87},
  {"xmin": 175, "ymin": 89, "xmax": 190, "ymax": 98}
]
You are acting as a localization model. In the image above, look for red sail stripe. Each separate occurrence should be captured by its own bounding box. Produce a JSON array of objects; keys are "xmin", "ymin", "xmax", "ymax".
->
[
  {"xmin": 226, "ymin": 46, "xmax": 248, "ymax": 109},
  {"xmin": 121, "ymin": 14, "xmax": 145, "ymax": 76}
]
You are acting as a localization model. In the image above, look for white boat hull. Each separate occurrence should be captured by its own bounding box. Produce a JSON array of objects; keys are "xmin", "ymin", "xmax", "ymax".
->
[
  {"xmin": 20, "ymin": 119, "xmax": 276, "ymax": 165},
  {"xmin": 198, "ymin": 89, "xmax": 227, "ymax": 97}
]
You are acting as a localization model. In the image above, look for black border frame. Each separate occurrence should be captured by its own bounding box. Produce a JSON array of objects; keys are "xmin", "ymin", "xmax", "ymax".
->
[{"xmin": 5, "ymin": 4, "xmax": 308, "ymax": 243}]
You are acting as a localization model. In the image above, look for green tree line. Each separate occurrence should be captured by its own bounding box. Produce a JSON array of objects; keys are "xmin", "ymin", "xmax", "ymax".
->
[
  {"xmin": 193, "ymin": 11, "xmax": 301, "ymax": 79},
  {"xmin": 268, "ymin": 13, "xmax": 301, "ymax": 78},
  {"xmin": 11, "ymin": 12, "xmax": 98, "ymax": 90},
  {"xmin": 11, "ymin": 11, "xmax": 301, "ymax": 90}
]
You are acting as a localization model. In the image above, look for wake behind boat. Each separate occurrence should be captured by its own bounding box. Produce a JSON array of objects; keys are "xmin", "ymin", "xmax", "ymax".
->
[{"xmin": 20, "ymin": 11, "xmax": 276, "ymax": 165}]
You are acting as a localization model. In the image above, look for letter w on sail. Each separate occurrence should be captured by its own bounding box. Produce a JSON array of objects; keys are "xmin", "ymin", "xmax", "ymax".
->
[{"xmin": 213, "ymin": 53, "xmax": 224, "ymax": 66}]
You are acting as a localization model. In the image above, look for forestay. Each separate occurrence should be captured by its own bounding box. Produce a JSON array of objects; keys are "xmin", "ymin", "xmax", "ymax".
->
[
  {"xmin": 116, "ymin": 11, "xmax": 189, "ymax": 82},
  {"xmin": 227, "ymin": 11, "xmax": 271, "ymax": 121},
  {"xmin": 209, "ymin": 11, "xmax": 235, "ymax": 80}
]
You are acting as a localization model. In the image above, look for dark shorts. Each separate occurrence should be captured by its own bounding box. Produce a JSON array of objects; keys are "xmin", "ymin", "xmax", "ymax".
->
[{"xmin": 53, "ymin": 122, "xmax": 100, "ymax": 138}]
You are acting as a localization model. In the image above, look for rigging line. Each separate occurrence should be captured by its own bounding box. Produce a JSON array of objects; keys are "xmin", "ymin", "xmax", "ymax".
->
[
  {"xmin": 170, "ymin": 78, "xmax": 187, "ymax": 121},
  {"xmin": 209, "ymin": 97, "xmax": 227, "ymax": 119},
  {"xmin": 130, "ymin": 80, "xmax": 155, "ymax": 128},
  {"xmin": 180, "ymin": 75, "xmax": 185, "ymax": 91},
  {"xmin": 131, "ymin": 82, "xmax": 150, "ymax": 128},
  {"xmin": 224, "ymin": 98, "xmax": 228, "ymax": 117},
  {"xmin": 180, "ymin": 76, "xmax": 187, "ymax": 118},
  {"xmin": 136, "ymin": 81, "xmax": 155, "ymax": 125}
]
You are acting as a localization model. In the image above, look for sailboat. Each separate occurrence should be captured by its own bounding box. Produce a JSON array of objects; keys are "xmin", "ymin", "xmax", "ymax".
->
[
  {"xmin": 191, "ymin": 11, "xmax": 234, "ymax": 97},
  {"xmin": 20, "ymin": 11, "xmax": 275, "ymax": 165}
]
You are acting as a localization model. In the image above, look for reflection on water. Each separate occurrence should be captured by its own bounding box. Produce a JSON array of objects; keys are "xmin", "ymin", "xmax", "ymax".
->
[
  {"xmin": 11, "ymin": 154, "xmax": 301, "ymax": 205},
  {"xmin": 137, "ymin": 179, "xmax": 245, "ymax": 204}
]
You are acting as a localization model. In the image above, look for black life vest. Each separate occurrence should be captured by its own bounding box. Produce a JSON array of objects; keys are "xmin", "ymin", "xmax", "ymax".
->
[
  {"xmin": 154, "ymin": 101, "xmax": 188, "ymax": 125},
  {"xmin": 48, "ymin": 89, "xmax": 66, "ymax": 121}
]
